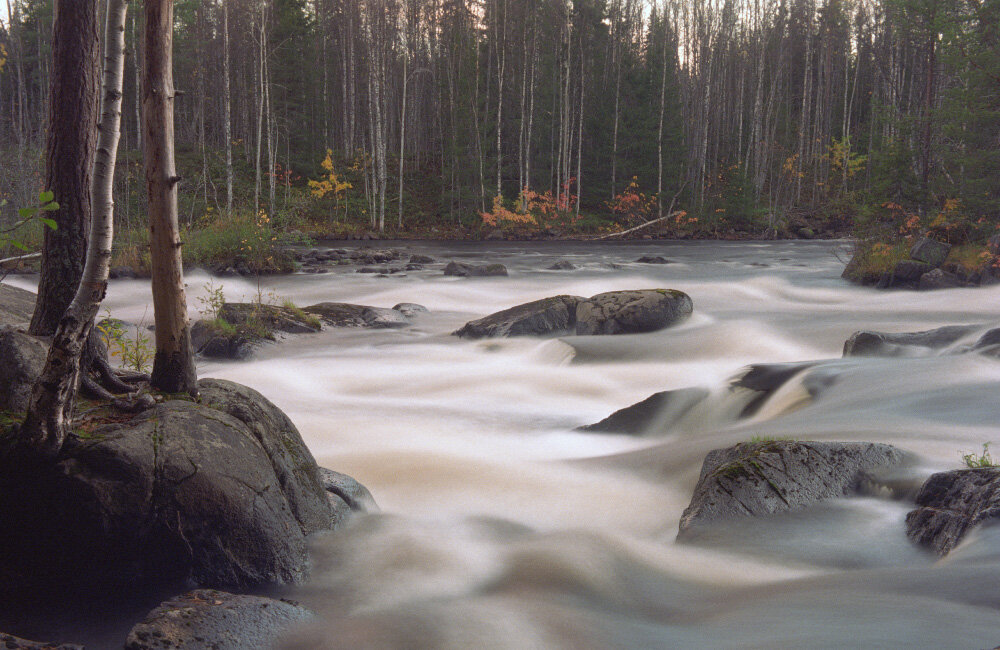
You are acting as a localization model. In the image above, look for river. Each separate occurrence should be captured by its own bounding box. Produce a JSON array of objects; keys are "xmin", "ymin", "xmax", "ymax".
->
[{"xmin": 10, "ymin": 239, "xmax": 1000, "ymax": 648}]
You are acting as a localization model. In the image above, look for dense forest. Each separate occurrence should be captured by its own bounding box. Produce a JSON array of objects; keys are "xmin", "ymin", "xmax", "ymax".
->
[{"xmin": 1, "ymin": 0, "xmax": 999, "ymax": 247}]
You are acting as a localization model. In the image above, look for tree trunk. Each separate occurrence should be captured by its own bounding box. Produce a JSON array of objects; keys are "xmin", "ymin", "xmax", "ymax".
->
[
  {"xmin": 223, "ymin": 0, "xmax": 233, "ymax": 215},
  {"xmin": 29, "ymin": 0, "xmax": 100, "ymax": 337},
  {"xmin": 143, "ymin": 0, "xmax": 198, "ymax": 395},
  {"xmin": 21, "ymin": 0, "xmax": 127, "ymax": 459}
]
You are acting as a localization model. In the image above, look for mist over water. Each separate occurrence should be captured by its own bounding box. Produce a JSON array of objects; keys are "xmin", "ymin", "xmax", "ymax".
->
[{"xmin": 17, "ymin": 240, "xmax": 1000, "ymax": 647}]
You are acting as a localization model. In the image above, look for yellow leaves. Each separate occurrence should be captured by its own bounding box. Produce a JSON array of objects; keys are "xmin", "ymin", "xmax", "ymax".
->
[
  {"xmin": 0, "ymin": 44, "xmax": 7, "ymax": 73},
  {"xmin": 310, "ymin": 149, "xmax": 352, "ymax": 199},
  {"xmin": 321, "ymin": 149, "xmax": 334, "ymax": 172}
]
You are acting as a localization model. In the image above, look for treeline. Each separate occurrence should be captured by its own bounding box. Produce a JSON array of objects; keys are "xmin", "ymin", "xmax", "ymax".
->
[{"xmin": 1, "ymin": 0, "xmax": 998, "ymax": 237}]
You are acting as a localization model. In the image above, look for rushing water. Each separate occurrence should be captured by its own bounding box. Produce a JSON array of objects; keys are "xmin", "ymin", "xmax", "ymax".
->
[{"xmin": 10, "ymin": 240, "xmax": 1000, "ymax": 648}]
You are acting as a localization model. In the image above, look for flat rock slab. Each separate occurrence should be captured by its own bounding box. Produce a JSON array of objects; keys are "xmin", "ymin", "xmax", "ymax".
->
[
  {"xmin": 910, "ymin": 237, "xmax": 952, "ymax": 267},
  {"xmin": 905, "ymin": 468, "xmax": 1000, "ymax": 556},
  {"xmin": 124, "ymin": 589, "xmax": 311, "ymax": 650},
  {"xmin": 444, "ymin": 261, "xmax": 509, "ymax": 277},
  {"xmin": 0, "ymin": 283, "xmax": 36, "ymax": 328},
  {"xmin": 454, "ymin": 290, "xmax": 693, "ymax": 339},
  {"xmin": 578, "ymin": 387, "xmax": 709, "ymax": 435},
  {"xmin": 678, "ymin": 440, "xmax": 906, "ymax": 537},
  {"xmin": 0, "ymin": 328, "xmax": 47, "ymax": 412},
  {"xmin": 842, "ymin": 324, "xmax": 982, "ymax": 357}
]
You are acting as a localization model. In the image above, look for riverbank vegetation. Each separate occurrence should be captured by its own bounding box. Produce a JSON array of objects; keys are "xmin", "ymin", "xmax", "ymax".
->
[{"xmin": 1, "ymin": 0, "xmax": 998, "ymax": 264}]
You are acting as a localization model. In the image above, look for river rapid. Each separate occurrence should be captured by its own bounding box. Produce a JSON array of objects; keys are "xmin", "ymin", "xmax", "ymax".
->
[{"xmin": 12, "ymin": 239, "xmax": 1000, "ymax": 648}]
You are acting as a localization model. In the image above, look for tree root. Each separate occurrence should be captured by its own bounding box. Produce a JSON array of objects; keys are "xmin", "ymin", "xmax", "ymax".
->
[{"xmin": 79, "ymin": 327, "xmax": 155, "ymax": 413}]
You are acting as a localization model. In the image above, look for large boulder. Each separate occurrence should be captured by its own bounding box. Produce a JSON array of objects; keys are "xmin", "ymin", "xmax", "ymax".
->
[
  {"xmin": 910, "ymin": 237, "xmax": 952, "ymax": 267},
  {"xmin": 578, "ymin": 387, "xmax": 709, "ymax": 436},
  {"xmin": 0, "ymin": 328, "xmax": 47, "ymax": 412},
  {"xmin": 891, "ymin": 259, "xmax": 935, "ymax": 283},
  {"xmin": 905, "ymin": 468, "xmax": 1000, "ymax": 556},
  {"xmin": 191, "ymin": 303, "xmax": 321, "ymax": 360},
  {"xmin": 0, "ymin": 283, "xmax": 36, "ymax": 327},
  {"xmin": 678, "ymin": 440, "xmax": 907, "ymax": 537},
  {"xmin": 124, "ymin": 589, "xmax": 311, "ymax": 650},
  {"xmin": 918, "ymin": 268, "xmax": 963, "ymax": 290},
  {"xmin": 444, "ymin": 261, "xmax": 509, "ymax": 277},
  {"xmin": 454, "ymin": 295, "xmax": 584, "ymax": 339},
  {"xmin": 0, "ymin": 379, "xmax": 366, "ymax": 595},
  {"xmin": 842, "ymin": 324, "xmax": 981, "ymax": 357},
  {"xmin": 575, "ymin": 289, "xmax": 692, "ymax": 335}
]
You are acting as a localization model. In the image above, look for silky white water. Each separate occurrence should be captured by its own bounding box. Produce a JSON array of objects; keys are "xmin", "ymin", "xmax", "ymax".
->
[{"xmin": 10, "ymin": 240, "xmax": 1000, "ymax": 648}]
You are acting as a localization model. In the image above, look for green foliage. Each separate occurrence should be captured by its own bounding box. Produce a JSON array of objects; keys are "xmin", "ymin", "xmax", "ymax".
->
[
  {"xmin": 0, "ymin": 190, "xmax": 59, "ymax": 256},
  {"xmin": 281, "ymin": 298, "xmax": 321, "ymax": 330},
  {"xmin": 197, "ymin": 280, "xmax": 227, "ymax": 321},
  {"xmin": 183, "ymin": 209, "xmax": 302, "ymax": 273},
  {"xmin": 97, "ymin": 308, "xmax": 154, "ymax": 373},
  {"xmin": 962, "ymin": 443, "xmax": 997, "ymax": 469}
]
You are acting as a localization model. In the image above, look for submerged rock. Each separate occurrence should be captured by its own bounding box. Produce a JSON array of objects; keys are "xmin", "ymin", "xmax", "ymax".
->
[
  {"xmin": 635, "ymin": 255, "xmax": 671, "ymax": 264},
  {"xmin": 578, "ymin": 387, "xmax": 709, "ymax": 435},
  {"xmin": 678, "ymin": 440, "xmax": 906, "ymax": 537},
  {"xmin": 454, "ymin": 295, "xmax": 584, "ymax": 339},
  {"xmin": 0, "ymin": 379, "xmax": 371, "ymax": 595},
  {"xmin": 319, "ymin": 466, "xmax": 379, "ymax": 524},
  {"xmin": 905, "ymin": 468, "xmax": 1000, "ymax": 556},
  {"xmin": 444, "ymin": 261, "xmax": 509, "ymax": 277},
  {"xmin": 453, "ymin": 289, "xmax": 693, "ymax": 338},
  {"xmin": 575, "ymin": 289, "xmax": 692, "ymax": 335},
  {"xmin": 124, "ymin": 589, "xmax": 311, "ymax": 650},
  {"xmin": 842, "ymin": 324, "xmax": 982, "ymax": 357}
]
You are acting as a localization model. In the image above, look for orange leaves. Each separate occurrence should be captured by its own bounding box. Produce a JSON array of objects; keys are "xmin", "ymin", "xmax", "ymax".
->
[{"xmin": 480, "ymin": 183, "xmax": 580, "ymax": 232}]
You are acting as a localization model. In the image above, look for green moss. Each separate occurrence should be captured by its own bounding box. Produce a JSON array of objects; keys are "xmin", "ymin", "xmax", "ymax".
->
[{"xmin": 842, "ymin": 240, "xmax": 909, "ymax": 284}]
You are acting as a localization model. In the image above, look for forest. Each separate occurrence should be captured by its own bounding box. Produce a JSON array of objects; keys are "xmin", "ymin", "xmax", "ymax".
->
[{"xmin": 1, "ymin": 0, "xmax": 998, "ymax": 255}]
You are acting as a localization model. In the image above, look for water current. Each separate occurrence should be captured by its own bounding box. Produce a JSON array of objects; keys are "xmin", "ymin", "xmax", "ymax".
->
[{"xmin": 10, "ymin": 239, "xmax": 1000, "ymax": 648}]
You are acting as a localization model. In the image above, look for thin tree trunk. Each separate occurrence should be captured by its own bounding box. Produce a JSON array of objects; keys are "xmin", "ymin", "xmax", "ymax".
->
[
  {"xmin": 143, "ymin": 0, "xmax": 197, "ymax": 395},
  {"xmin": 21, "ymin": 0, "xmax": 127, "ymax": 458},
  {"xmin": 223, "ymin": 0, "xmax": 233, "ymax": 215}
]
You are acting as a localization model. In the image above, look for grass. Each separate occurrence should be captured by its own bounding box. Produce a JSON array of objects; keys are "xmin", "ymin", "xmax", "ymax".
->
[
  {"xmin": 944, "ymin": 243, "xmax": 993, "ymax": 274},
  {"xmin": 962, "ymin": 442, "xmax": 997, "ymax": 468},
  {"xmin": 282, "ymin": 299, "xmax": 322, "ymax": 330},
  {"xmin": 748, "ymin": 434, "xmax": 792, "ymax": 443},
  {"xmin": 183, "ymin": 210, "xmax": 300, "ymax": 274}
]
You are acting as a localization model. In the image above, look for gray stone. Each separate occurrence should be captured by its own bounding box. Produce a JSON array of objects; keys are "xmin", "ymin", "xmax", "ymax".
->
[
  {"xmin": 892, "ymin": 259, "xmax": 935, "ymax": 282},
  {"xmin": 906, "ymin": 468, "xmax": 1000, "ymax": 556},
  {"xmin": 0, "ymin": 328, "xmax": 47, "ymax": 412},
  {"xmin": 453, "ymin": 295, "xmax": 584, "ymax": 339},
  {"xmin": 0, "ymin": 633, "xmax": 82, "ymax": 649},
  {"xmin": 635, "ymin": 255, "xmax": 671, "ymax": 264},
  {"xmin": 124, "ymin": 589, "xmax": 311, "ymax": 650},
  {"xmin": 444, "ymin": 261, "xmax": 508, "ymax": 277},
  {"xmin": 304, "ymin": 302, "xmax": 369, "ymax": 327},
  {"xmin": 362, "ymin": 307, "xmax": 409, "ymax": 329},
  {"xmin": 578, "ymin": 387, "xmax": 709, "ymax": 435},
  {"xmin": 909, "ymin": 237, "xmax": 952, "ymax": 267},
  {"xmin": 842, "ymin": 324, "xmax": 981, "ymax": 357},
  {"xmin": 0, "ymin": 379, "xmax": 363, "ymax": 593},
  {"xmin": 392, "ymin": 303, "xmax": 428, "ymax": 317},
  {"xmin": 0, "ymin": 283, "xmax": 36, "ymax": 328},
  {"xmin": 575, "ymin": 289, "xmax": 692, "ymax": 335},
  {"xmin": 409, "ymin": 254, "xmax": 434, "ymax": 264},
  {"xmin": 547, "ymin": 260, "xmax": 577, "ymax": 270},
  {"xmin": 318, "ymin": 466, "xmax": 379, "ymax": 520},
  {"xmin": 190, "ymin": 319, "xmax": 255, "ymax": 360},
  {"xmin": 918, "ymin": 268, "xmax": 963, "ymax": 290},
  {"xmin": 678, "ymin": 441, "xmax": 907, "ymax": 536}
]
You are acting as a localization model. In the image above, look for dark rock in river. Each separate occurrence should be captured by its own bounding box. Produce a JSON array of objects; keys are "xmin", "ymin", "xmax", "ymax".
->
[
  {"xmin": 575, "ymin": 289, "xmax": 692, "ymax": 335},
  {"xmin": 124, "ymin": 589, "xmax": 311, "ymax": 650},
  {"xmin": 191, "ymin": 303, "xmax": 322, "ymax": 360},
  {"xmin": 190, "ymin": 320, "xmax": 256, "ymax": 360},
  {"xmin": 319, "ymin": 466, "xmax": 379, "ymax": 523},
  {"xmin": 455, "ymin": 295, "xmax": 584, "ymax": 339},
  {"xmin": 444, "ymin": 261, "xmax": 509, "ymax": 277},
  {"xmin": 304, "ymin": 302, "xmax": 370, "ymax": 327},
  {"xmin": 0, "ymin": 283, "xmax": 36, "ymax": 327},
  {"xmin": 392, "ymin": 303, "xmax": 429, "ymax": 317},
  {"xmin": 910, "ymin": 237, "xmax": 952, "ymax": 267},
  {"xmin": 905, "ymin": 468, "xmax": 1000, "ymax": 556},
  {"xmin": 892, "ymin": 259, "xmax": 935, "ymax": 283},
  {"xmin": 635, "ymin": 255, "xmax": 671, "ymax": 264},
  {"xmin": 409, "ymin": 254, "xmax": 434, "ymax": 264},
  {"xmin": 0, "ymin": 328, "xmax": 46, "ymax": 412},
  {"xmin": 363, "ymin": 306, "xmax": 409, "ymax": 329},
  {"xmin": 0, "ymin": 632, "xmax": 82, "ymax": 649},
  {"xmin": 578, "ymin": 387, "xmax": 709, "ymax": 435},
  {"xmin": 547, "ymin": 260, "xmax": 577, "ymax": 270},
  {"xmin": 454, "ymin": 289, "xmax": 693, "ymax": 338},
  {"xmin": 842, "ymin": 324, "xmax": 981, "ymax": 357},
  {"xmin": 0, "ymin": 379, "xmax": 366, "ymax": 594},
  {"xmin": 918, "ymin": 268, "xmax": 963, "ymax": 290},
  {"xmin": 678, "ymin": 440, "xmax": 907, "ymax": 537}
]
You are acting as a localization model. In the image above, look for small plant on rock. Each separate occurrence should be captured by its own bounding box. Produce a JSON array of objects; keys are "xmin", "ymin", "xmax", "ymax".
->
[{"xmin": 962, "ymin": 443, "xmax": 997, "ymax": 468}]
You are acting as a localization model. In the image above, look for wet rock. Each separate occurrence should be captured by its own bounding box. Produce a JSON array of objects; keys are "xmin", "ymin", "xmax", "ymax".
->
[
  {"xmin": 910, "ymin": 237, "xmax": 951, "ymax": 267},
  {"xmin": 304, "ymin": 302, "xmax": 369, "ymax": 327},
  {"xmin": 362, "ymin": 307, "xmax": 409, "ymax": 329},
  {"xmin": 409, "ymin": 254, "xmax": 435, "ymax": 264},
  {"xmin": 357, "ymin": 266, "xmax": 389, "ymax": 274},
  {"xmin": 678, "ymin": 441, "xmax": 907, "ymax": 537},
  {"xmin": 392, "ymin": 303, "xmax": 428, "ymax": 317},
  {"xmin": 732, "ymin": 361, "xmax": 830, "ymax": 417},
  {"xmin": 547, "ymin": 260, "xmax": 577, "ymax": 270},
  {"xmin": 0, "ymin": 283, "xmax": 36, "ymax": 328},
  {"xmin": 444, "ymin": 261, "xmax": 509, "ymax": 277},
  {"xmin": 635, "ymin": 255, "xmax": 671, "ymax": 264},
  {"xmin": 842, "ymin": 324, "xmax": 981, "ymax": 357},
  {"xmin": 0, "ymin": 379, "xmax": 359, "ymax": 595},
  {"xmin": 0, "ymin": 328, "xmax": 47, "ymax": 412},
  {"xmin": 190, "ymin": 304, "xmax": 320, "ymax": 360},
  {"xmin": 891, "ymin": 259, "xmax": 935, "ymax": 283},
  {"xmin": 219, "ymin": 303, "xmax": 320, "ymax": 335},
  {"xmin": 905, "ymin": 468, "xmax": 1000, "ymax": 556},
  {"xmin": 972, "ymin": 328, "xmax": 1000, "ymax": 357},
  {"xmin": 319, "ymin": 467, "xmax": 379, "ymax": 525},
  {"xmin": 578, "ymin": 387, "xmax": 709, "ymax": 435},
  {"xmin": 190, "ymin": 319, "xmax": 255, "ymax": 360},
  {"xmin": 918, "ymin": 268, "xmax": 963, "ymax": 290},
  {"xmin": 350, "ymin": 248, "xmax": 401, "ymax": 265},
  {"xmin": 454, "ymin": 295, "xmax": 584, "ymax": 339},
  {"xmin": 124, "ymin": 589, "xmax": 312, "ymax": 650},
  {"xmin": 0, "ymin": 633, "xmax": 82, "ymax": 649},
  {"xmin": 575, "ymin": 289, "xmax": 692, "ymax": 335},
  {"xmin": 405, "ymin": 263, "xmax": 424, "ymax": 271}
]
